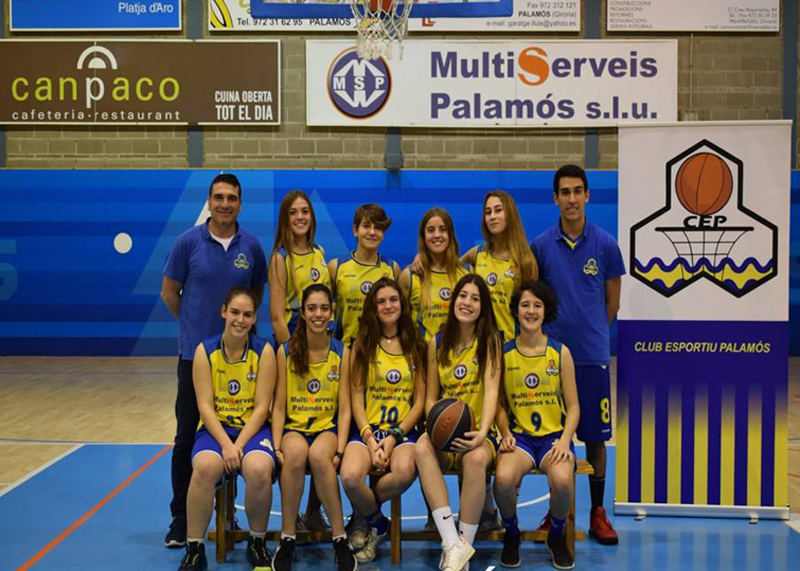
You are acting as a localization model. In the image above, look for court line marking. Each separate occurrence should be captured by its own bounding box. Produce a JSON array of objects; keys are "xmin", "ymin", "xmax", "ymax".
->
[
  {"xmin": 0, "ymin": 438, "xmax": 171, "ymax": 446},
  {"xmin": 0, "ymin": 444, "xmax": 82, "ymax": 500},
  {"xmin": 12, "ymin": 444, "xmax": 172, "ymax": 571}
]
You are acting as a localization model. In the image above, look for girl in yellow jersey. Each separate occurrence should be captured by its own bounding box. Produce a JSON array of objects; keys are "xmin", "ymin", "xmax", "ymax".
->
[
  {"xmin": 494, "ymin": 280, "xmax": 580, "ymax": 570},
  {"xmin": 340, "ymin": 277, "xmax": 427, "ymax": 563},
  {"xmin": 400, "ymin": 208, "xmax": 468, "ymax": 342},
  {"xmin": 269, "ymin": 190, "xmax": 331, "ymax": 344},
  {"xmin": 180, "ymin": 287, "xmax": 277, "ymax": 571},
  {"xmin": 414, "ymin": 274, "xmax": 503, "ymax": 571},
  {"xmin": 328, "ymin": 203, "xmax": 400, "ymax": 344},
  {"xmin": 462, "ymin": 191, "xmax": 539, "ymax": 343},
  {"xmin": 270, "ymin": 284, "xmax": 356, "ymax": 571}
]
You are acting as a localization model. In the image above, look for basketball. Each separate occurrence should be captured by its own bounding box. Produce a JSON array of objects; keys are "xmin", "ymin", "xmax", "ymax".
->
[
  {"xmin": 675, "ymin": 152, "xmax": 733, "ymax": 216},
  {"xmin": 426, "ymin": 398, "xmax": 474, "ymax": 452},
  {"xmin": 368, "ymin": 0, "xmax": 394, "ymax": 12}
]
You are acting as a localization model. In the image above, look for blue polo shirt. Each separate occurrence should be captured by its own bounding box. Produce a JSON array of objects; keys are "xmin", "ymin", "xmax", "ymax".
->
[
  {"xmin": 164, "ymin": 221, "xmax": 267, "ymax": 360},
  {"xmin": 531, "ymin": 221, "xmax": 625, "ymax": 366}
]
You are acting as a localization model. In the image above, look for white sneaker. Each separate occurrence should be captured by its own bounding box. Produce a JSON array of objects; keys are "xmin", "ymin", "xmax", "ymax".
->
[
  {"xmin": 441, "ymin": 539, "xmax": 475, "ymax": 571},
  {"xmin": 354, "ymin": 526, "xmax": 388, "ymax": 562}
]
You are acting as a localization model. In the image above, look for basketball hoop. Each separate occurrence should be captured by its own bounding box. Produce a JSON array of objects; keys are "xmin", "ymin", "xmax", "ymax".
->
[{"xmin": 349, "ymin": 0, "xmax": 412, "ymax": 61}]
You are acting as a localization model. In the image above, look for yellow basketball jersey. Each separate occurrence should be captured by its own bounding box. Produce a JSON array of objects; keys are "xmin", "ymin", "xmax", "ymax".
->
[
  {"xmin": 284, "ymin": 337, "xmax": 344, "ymax": 433},
  {"xmin": 365, "ymin": 346, "xmax": 416, "ymax": 430},
  {"xmin": 334, "ymin": 253, "xmax": 395, "ymax": 342},
  {"xmin": 202, "ymin": 333, "xmax": 271, "ymax": 429},
  {"xmin": 474, "ymin": 246, "xmax": 517, "ymax": 342},
  {"xmin": 279, "ymin": 246, "xmax": 331, "ymax": 334},
  {"xmin": 409, "ymin": 267, "xmax": 468, "ymax": 342},
  {"xmin": 436, "ymin": 334, "xmax": 486, "ymax": 429},
  {"xmin": 503, "ymin": 338, "xmax": 565, "ymax": 437}
]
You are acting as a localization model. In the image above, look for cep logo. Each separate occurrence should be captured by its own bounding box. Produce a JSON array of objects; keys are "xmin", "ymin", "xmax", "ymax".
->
[
  {"xmin": 439, "ymin": 287, "xmax": 451, "ymax": 301},
  {"xmin": 517, "ymin": 48, "xmax": 658, "ymax": 87},
  {"xmin": 524, "ymin": 374, "xmax": 540, "ymax": 389},
  {"xmin": 308, "ymin": 379, "xmax": 321, "ymax": 394},
  {"xmin": 454, "ymin": 364, "xmax": 468, "ymax": 380},
  {"xmin": 360, "ymin": 281, "xmax": 373, "ymax": 294},
  {"xmin": 310, "ymin": 268, "xmax": 320, "ymax": 282},
  {"xmin": 386, "ymin": 369, "xmax": 402, "ymax": 384},
  {"xmin": 327, "ymin": 48, "xmax": 391, "ymax": 120},
  {"xmin": 228, "ymin": 379, "xmax": 241, "ymax": 395}
]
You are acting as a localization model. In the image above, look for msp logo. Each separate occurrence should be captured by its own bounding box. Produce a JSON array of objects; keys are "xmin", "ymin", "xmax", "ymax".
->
[
  {"xmin": 228, "ymin": 379, "xmax": 241, "ymax": 395},
  {"xmin": 247, "ymin": 366, "xmax": 257, "ymax": 382},
  {"xmin": 486, "ymin": 272, "xmax": 498, "ymax": 286},
  {"xmin": 311, "ymin": 268, "xmax": 320, "ymax": 282},
  {"xmin": 583, "ymin": 258, "xmax": 599, "ymax": 276},
  {"xmin": 386, "ymin": 369, "xmax": 402, "ymax": 384},
  {"xmin": 360, "ymin": 281, "xmax": 373, "ymax": 295},
  {"xmin": 630, "ymin": 140, "xmax": 778, "ymax": 297},
  {"xmin": 234, "ymin": 253, "xmax": 250, "ymax": 270},
  {"xmin": 327, "ymin": 48, "xmax": 391, "ymax": 119},
  {"xmin": 308, "ymin": 379, "xmax": 321, "ymax": 394},
  {"xmin": 524, "ymin": 373, "xmax": 540, "ymax": 389},
  {"xmin": 454, "ymin": 364, "xmax": 468, "ymax": 380},
  {"xmin": 439, "ymin": 287, "xmax": 452, "ymax": 301}
]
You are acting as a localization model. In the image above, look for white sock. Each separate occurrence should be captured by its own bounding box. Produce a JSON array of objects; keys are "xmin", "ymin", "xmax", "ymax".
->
[
  {"xmin": 459, "ymin": 521, "xmax": 478, "ymax": 546},
  {"xmin": 332, "ymin": 533, "xmax": 347, "ymax": 542},
  {"xmin": 432, "ymin": 506, "xmax": 460, "ymax": 547},
  {"xmin": 250, "ymin": 530, "xmax": 267, "ymax": 539},
  {"xmin": 186, "ymin": 538, "xmax": 203, "ymax": 544},
  {"xmin": 281, "ymin": 532, "xmax": 296, "ymax": 541}
]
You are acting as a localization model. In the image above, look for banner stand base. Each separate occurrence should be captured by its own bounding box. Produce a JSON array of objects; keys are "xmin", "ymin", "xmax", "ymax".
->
[{"xmin": 614, "ymin": 502, "xmax": 789, "ymax": 520}]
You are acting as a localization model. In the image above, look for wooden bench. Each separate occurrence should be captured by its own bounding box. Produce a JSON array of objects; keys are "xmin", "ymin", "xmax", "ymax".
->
[{"xmin": 210, "ymin": 460, "xmax": 593, "ymax": 564}]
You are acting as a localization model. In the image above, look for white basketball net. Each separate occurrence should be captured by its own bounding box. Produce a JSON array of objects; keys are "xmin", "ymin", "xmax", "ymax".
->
[{"xmin": 349, "ymin": 0, "xmax": 412, "ymax": 61}]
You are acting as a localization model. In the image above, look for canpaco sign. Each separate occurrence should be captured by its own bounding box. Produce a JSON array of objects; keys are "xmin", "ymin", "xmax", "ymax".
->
[
  {"xmin": 307, "ymin": 40, "xmax": 677, "ymax": 127},
  {"xmin": 0, "ymin": 41, "xmax": 280, "ymax": 125}
]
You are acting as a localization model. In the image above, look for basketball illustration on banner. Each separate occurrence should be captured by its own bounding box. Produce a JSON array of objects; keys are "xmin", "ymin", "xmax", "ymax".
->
[
  {"xmin": 674, "ymin": 152, "xmax": 733, "ymax": 216},
  {"xmin": 629, "ymin": 140, "xmax": 778, "ymax": 298}
]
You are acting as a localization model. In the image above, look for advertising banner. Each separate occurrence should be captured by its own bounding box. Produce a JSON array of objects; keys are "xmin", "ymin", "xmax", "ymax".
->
[
  {"xmin": 0, "ymin": 41, "xmax": 280, "ymax": 125},
  {"xmin": 306, "ymin": 39, "xmax": 677, "ymax": 128},
  {"xmin": 410, "ymin": 0, "xmax": 580, "ymax": 32},
  {"xmin": 608, "ymin": 0, "xmax": 779, "ymax": 32},
  {"xmin": 209, "ymin": 0, "xmax": 354, "ymax": 31},
  {"xmin": 615, "ymin": 122, "xmax": 790, "ymax": 518},
  {"xmin": 10, "ymin": 0, "xmax": 181, "ymax": 31}
]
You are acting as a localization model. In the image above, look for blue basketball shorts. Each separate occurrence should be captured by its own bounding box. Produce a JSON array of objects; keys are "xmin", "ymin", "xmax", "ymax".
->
[
  {"xmin": 347, "ymin": 424, "xmax": 419, "ymax": 448},
  {"xmin": 283, "ymin": 427, "xmax": 337, "ymax": 446},
  {"xmin": 513, "ymin": 430, "xmax": 576, "ymax": 471},
  {"xmin": 574, "ymin": 364, "xmax": 613, "ymax": 443},
  {"xmin": 191, "ymin": 424, "xmax": 277, "ymax": 481}
]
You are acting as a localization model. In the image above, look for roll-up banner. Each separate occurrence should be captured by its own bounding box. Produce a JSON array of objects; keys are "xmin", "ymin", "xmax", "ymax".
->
[{"xmin": 615, "ymin": 122, "xmax": 790, "ymax": 519}]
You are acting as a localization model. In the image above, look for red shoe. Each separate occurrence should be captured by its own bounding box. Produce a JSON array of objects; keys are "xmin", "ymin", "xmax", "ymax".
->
[
  {"xmin": 589, "ymin": 507, "xmax": 619, "ymax": 545},
  {"xmin": 533, "ymin": 511, "xmax": 551, "ymax": 542}
]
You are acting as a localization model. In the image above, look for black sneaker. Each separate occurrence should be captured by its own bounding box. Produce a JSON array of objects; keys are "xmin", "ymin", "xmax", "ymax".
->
[
  {"xmin": 247, "ymin": 536, "xmax": 273, "ymax": 571},
  {"xmin": 178, "ymin": 541, "xmax": 207, "ymax": 571},
  {"xmin": 546, "ymin": 532, "xmax": 574, "ymax": 570},
  {"xmin": 165, "ymin": 517, "xmax": 187, "ymax": 548},
  {"xmin": 333, "ymin": 537, "xmax": 357, "ymax": 571},
  {"xmin": 500, "ymin": 529, "xmax": 521, "ymax": 568},
  {"xmin": 272, "ymin": 537, "xmax": 296, "ymax": 571}
]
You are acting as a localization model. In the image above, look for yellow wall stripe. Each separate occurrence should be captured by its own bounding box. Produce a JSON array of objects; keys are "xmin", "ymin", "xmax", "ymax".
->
[
  {"xmin": 693, "ymin": 385, "xmax": 708, "ymax": 505},
  {"xmin": 640, "ymin": 386, "xmax": 655, "ymax": 503},
  {"xmin": 746, "ymin": 385, "xmax": 762, "ymax": 507},
  {"xmin": 720, "ymin": 390, "xmax": 735, "ymax": 506},
  {"xmin": 667, "ymin": 384, "xmax": 682, "ymax": 504},
  {"xmin": 774, "ymin": 398, "xmax": 788, "ymax": 506},
  {"xmin": 616, "ymin": 388, "xmax": 629, "ymax": 503}
]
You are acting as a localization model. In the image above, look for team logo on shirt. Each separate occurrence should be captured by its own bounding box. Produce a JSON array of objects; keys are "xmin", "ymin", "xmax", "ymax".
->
[
  {"xmin": 361, "ymin": 281, "xmax": 373, "ymax": 294},
  {"xmin": 228, "ymin": 379, "xmax": 241, "ymax": 395},
  {"xmin": 386, "ymin": 369, "xmax": 402, "ymax": 384},
  {"xmin": 327, "ymin": 365, "xmax": 340, "ymax": 382},
  {"xmin": 486, "ymin": 273, "xmax": 498, "ymax": 286},
  {"xmin": 454, "ymin": 364, "xmax": 468, "ymax": 380},
  {"xmin": 439, "ymin": 287, "xmax": 451, "ymax": 301},
  {"xmin": 247, "ymin": 366, "xmax": 257, "ymax": 382},
  {"xmin": 308, "ymin": 378, "xmax": 321, "ymax": 394},
  {"xmin": 504, "ymin": 269, "xmax": 516, "ymax": 279},
  {"xmin": 472, "ymin": 355, "xmax": 479, "ymax": 365},
  {"xmin": 524, "ymin": 373, "xmax": 540, "ymax": 389},
  {"xmin": 234, "ymin": 253, "xmax": 250, "ymax": 270},
  {"xmin": 546, "ymin": 359, "xmax": 559, "ymax": 376},
  {"xmin": 311, "ymin": 268, "xmax": 320, "ymax": 282},
  {"xmin": 583, "ymin": 258, "xmax": 599, "ymax": 276}
]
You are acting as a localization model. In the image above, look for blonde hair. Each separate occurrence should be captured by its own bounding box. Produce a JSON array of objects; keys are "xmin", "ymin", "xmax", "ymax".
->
[
  {"xmin": 481, "ymin": 190, "xmax": 538, "ymax": 284},
  {"xmin": 417, "ymin": 208, "xmax": 461, "ymax": 310}
]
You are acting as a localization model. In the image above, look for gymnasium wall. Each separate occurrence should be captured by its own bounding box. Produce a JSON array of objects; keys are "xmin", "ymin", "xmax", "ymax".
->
[
  {"xmin": 0, "ymin": 168, "xmax": 799, "ymax": 357},
  {"xmin": 0, "ymin": 1, "xmax": 789, "ymax": 169}
]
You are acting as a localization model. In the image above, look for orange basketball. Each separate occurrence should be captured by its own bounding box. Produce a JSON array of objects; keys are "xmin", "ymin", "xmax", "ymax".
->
[
  {"xmin": 674, "ymin": 153, "xmax": 733, "ymax": 216},
  {"xmin": 369, "ymin": 0, "xmax": 394, "ymax": 12}
]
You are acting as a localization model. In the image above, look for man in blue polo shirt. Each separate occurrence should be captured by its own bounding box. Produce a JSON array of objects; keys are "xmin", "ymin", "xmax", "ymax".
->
[
  {"xmin": 160, "ymin": 173, "xmax": 267, "ymax": 547},
  {"xmin": 531, "ymin": 164, "xmax": 625, "ymax": 545}
]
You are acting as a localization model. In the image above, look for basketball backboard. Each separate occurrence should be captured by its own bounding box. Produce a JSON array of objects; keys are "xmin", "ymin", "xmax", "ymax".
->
[{"xmin": 250, "ymin": 0, "xmax": 514, "ymax": 19}]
